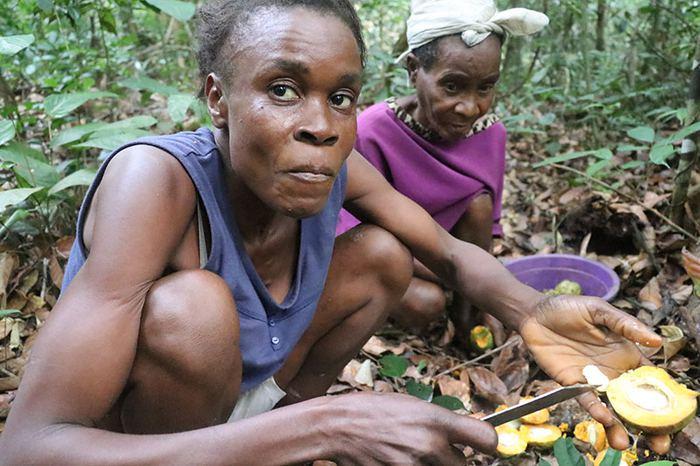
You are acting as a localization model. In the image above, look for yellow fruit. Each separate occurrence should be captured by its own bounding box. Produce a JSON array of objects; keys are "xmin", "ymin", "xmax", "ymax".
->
[
  {"xmin": 518, "ymin": 397, "xmax": 550, "ymax": 425},
  {"xmin": 574, "ymin": 420, "xmax": 607, "ymax": 452},
  {"xmin": 593, "ymin": 448, "xmax": 638, "ymax": 466},
  {"xmin": 495, "ymin": 425, "xmax": 528, "ymax": 457},
  {"xmin": 469, "ymin": 325, "xmax": 494, "ymax": 351},
  {"xmin": 519, "ymin": 424, "xmax": 561, "ymax": 448},
  {"xmin": 606, "ymin": 366, "xmax": 699, "ymax": 435}
]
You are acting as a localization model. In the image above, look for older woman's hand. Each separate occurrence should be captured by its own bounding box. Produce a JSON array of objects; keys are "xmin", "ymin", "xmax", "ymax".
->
[{"xmin": 518, "ymin": 295, "xmax": 668, "ymax": 451}]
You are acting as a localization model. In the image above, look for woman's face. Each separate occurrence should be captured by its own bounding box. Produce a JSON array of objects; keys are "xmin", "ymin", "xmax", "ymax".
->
[
  {"xmin": 409, "ymin": 35, "xmax": 501, "ymax": 142},
  {"xmin": 207, "ymin": 7, "xmax": 362, "ymax": 218}
]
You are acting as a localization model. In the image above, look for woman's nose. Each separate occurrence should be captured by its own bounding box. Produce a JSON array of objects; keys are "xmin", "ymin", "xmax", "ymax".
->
[
  {"xmin": 454, "ymin": 97, "xmax": 480, "ymax": 118},
  {"xmin": 293, "ymin": 100, "xmax": 339, "ymax": 146}
]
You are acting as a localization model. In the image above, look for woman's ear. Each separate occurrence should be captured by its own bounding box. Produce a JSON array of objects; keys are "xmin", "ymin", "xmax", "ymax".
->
[
  {"xmin": 205, "ymin": 73, "xmax": 228, "ymax": 128},
  {"xmin": 405, "ymin": 53, "xmax": 420, "ymax": 86}
]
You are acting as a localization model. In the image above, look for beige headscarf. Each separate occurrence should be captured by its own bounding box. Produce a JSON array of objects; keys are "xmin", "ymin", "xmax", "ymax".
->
[{"xmin": 397, "ymin": 0, "xmax": 549, "ymax": 63}]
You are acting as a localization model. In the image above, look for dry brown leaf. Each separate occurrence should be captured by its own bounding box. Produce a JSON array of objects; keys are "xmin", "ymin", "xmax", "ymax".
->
[
  {"xmin": 638, "ymin": 276, "xmax": 662, "ymax": 311},
  {"xmin": 667, "ymin": 355, "xmax": 691, "ymax": 373},
  {"xmin": 659, "ymin": 325, "xmax": 686, "ymax": 361},
  {"xmin": 642, "ymin": 191, "xmax": 669, "ymax": 209},
  {"xmin": 496, "ymin": 359, "xmax": 529, "ymax": 393},
  {"xmin": 48, "ymin": 254, "xmax": 64, "ymax": 290},
  {"xmin": 671, "ymin": 417, "xmax": 700, "ymax": 465},
  {"xmin": 672, "ymin": 284, "xmax": 694, "ymax": 305},
  {"xmin": 338, "ymin": 359, "xmax": 362, "ymax": 388},
  {"xmin": 354, "ymin": 359, "xmax": 374, "ymax": 387},
  {"xmin": 0, "ymin": 253, "xmax": 17, "ymax": 306},
  {"xmin": 436, "ymin": 375, "xmax": 471, "ymax": 409},
  {"xmin": 373, "ymin": 380, "xmax": 394, "ymax": 393},
  {"xmin": 362, "ymin": 336, "xmax": 391, "ymax": 356},
  {"xmin": 468, "ymin": 366, "xmax": 509, "ymax": 405},
  {"xmin": 55, "ymin": 236, "xmax": 75, "ymax": 259},
  {"xmin": 17, "ymin": 269, "xmax": 38, "ymax": 295}
]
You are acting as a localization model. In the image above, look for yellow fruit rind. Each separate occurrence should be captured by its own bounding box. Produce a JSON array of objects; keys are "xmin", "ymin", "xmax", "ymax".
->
[
  {"xmin": 606, "ymin": 366, "xmax": 699, "ymax": 435},
  {"xmin": 574, "ymin": 420, "xmax": 607, "ymax": 452},
  {"xmin": 469, "ymin": 325, "xmax": 494, "ymax": 351},
  {"xmin": 519, "ymin": 424, "xmax": 561, "ymax": 448},
  {"xmin": 495, "ymin": 425, "xmax": 528, "ymax": 457}
]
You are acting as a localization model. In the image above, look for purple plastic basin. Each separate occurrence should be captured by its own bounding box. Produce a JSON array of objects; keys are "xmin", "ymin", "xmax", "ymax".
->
[{"xmin": 503, "ymin": 254, "xmax": 620, "ymax": 302}]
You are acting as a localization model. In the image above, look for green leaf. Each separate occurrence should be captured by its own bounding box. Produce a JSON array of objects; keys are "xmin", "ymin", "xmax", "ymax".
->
[
  {"xmin": 119, "ymin": 77, "xmax": 178, "ymax": 96},
  {"xmin": 142, "ymin": 0, "xmax": 196, "ymax": 22},
  {"xmin": 406, "ymin": 380, "xmax": 433, "ymax": 401},
  {"xmin": 378, "ymin": 354, "xmax": 409, "ymax": 377},
  {"xmin": 0, "ymin": 188, "xmax": 43, "ymax": 212},
  {"xmin": 649, "ymin": 144, "xmax": 676, "ymax": 166},
  {"xmin": 621, "ymin": 160, "xmax": 645, "ymax": 170},
  {"xmin": 98, "ymin": 8, "xmax": 117, "ymax": 34},
  {"xmin": 616, "ymin": 144, "xmax": 646, "ymax": 153},
  {"xmin": 48, "ymin": 169, "xmax": 96, "ymax": 195},
  {"xmin": 74, "ymin": 129, "xmax": 150, "ymax": 151},
  {"xmin": 638, "ymin": 461, "xmax": 677, "ymax": 466},
  {"xmin": 0, "ymin": 309, "xmax": 21, "ymax": 318},
  {"xmin": 0, "ymin": 34, "xmax": 35, "ymax": 55},
  {"xmin": 593, "ymin": 148, "xmax": 614, "ymax": 160},
  {"xmin": 44, "ymin": 91, "xmax": 118, "ymax": 119},
  {"xmin": 552, "ymin": 437, "xmax": 585, "ymax": 466},
  {"xmin": 431, "ymin": 395, "xmax": 464, "ymax": 411},
  {"xmin": 51, "ymin": 122, "xmax": 110, "ymax": 148},
  {"xmin": 0, "ymin": 208, "xmax": 29, "ymax": 236},
  {"xmin": 51, "ymin": 116, "xmax": 157, "ymax": 148},
  {"xmin": 627, "ymin": 126, "xmax": 655, "ymax": 143},
  {"xmin": 662, "ymin": 121, "xmax": 700, "ymax": 144},
  {"xmin": 0, "ymin": 143, "xmax": 59, "ymax": 187},
  {"xmin": 587, "ymin": 159, "xmax": 611, "ymax": 177},
  {"xmin": 598, "ymin": 449, "xmax": 622, "ymax": 466},
  {"xmin": 167, "ymin": 93, "xmax": 195, "ymax": 122},
  {"xmin": 533, "ymin": 150, "xmax": 599, "ymax": 168},
  {"xmin": 37, "ymin": 0, "xmax": 53, "ymax": 13},
  {"xmin": 0, "ymin": 120, "xmax": 16, "ymax": 146}
]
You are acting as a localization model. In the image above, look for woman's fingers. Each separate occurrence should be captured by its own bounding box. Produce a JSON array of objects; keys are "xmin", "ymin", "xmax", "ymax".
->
[
  {"xmin": 577, "ymin": 391, "xmax": 630, "ymax": 450},
  {"xmin": 645, "ymin": 433, "xmax": 672, "ymax": 455},
  {"xmin": 444, "ymin": 413, "xmax": 498, "ymax": 454},
  {"xmin": 588, "ymin": 300, "xmax": 662, "ymax": 347}
]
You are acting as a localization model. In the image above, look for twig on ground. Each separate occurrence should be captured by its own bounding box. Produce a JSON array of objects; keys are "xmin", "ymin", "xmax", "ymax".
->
[{"xmin": 434, "ymin": 338, "xmax": 517, "ymax": 379}]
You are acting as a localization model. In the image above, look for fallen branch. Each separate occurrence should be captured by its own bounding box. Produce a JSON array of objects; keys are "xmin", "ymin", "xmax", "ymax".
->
[{"xmin": 434, "ymin": 338, "xmax": 517, "ymax": 379}]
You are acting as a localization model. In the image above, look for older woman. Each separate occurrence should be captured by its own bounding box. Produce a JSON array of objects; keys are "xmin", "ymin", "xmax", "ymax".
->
[{"xmin": 337, "ymin": 0, "xmax": 548, "ymax": 336}]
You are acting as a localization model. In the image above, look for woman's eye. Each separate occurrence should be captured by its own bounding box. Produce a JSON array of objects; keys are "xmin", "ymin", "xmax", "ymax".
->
[
  {"xmin": 330, "ymin": 93, "xmax": 354, "ymax": 109},
  {"xmin": 270, "ymin": 85, "xmax": 299, "ymax": 101},
  {"xmin": 479, "ymin": 84, "xmax": 495, "ymax": 94},
  {"xmin": 444, "ymin": 82, "xmax": 458, "ymax": 93}
]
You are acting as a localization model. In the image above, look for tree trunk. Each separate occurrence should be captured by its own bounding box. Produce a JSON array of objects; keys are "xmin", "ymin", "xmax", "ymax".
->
[
  {"xmin": 596, "ymin": 0, "xmax": 606, "ymax": 51},
  {"xmin": 671, "ymin": 36, "xmax": 700, "ymax": 227}
]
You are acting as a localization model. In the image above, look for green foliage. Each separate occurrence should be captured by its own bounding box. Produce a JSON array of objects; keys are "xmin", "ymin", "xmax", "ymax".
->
[
  {"xmin": 430, "ymin": 395, "xmax": 464, "ymax": 411},
  {"xmin": 552, "ymin": 437, "xmax": 585, "ymax": 466},
  {"xmin": 378, "ymin": 354, "xmax": 409, "ymax": 377},
  {"xmin": 0, "ymin": 34, "xmax": 34, "ymax": 55},
  {"xmin": 406, "ymin": 380, "xmax": 433, "ymax": 401},
  {"xmin": 598, "ymin": 449, "xmax": 622, "ymax": 466}
]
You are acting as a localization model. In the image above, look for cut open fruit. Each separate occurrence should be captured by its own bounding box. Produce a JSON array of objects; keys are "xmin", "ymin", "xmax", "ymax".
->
[
  {"xmin": 519, "ymin": 424, "xmax": 561, "ymax": 448},
  {"xmin": 518, "ymin": 397, "xmax": 550, "ymax": 425},
  {"xmin": 606, "ymin": 366, "xmax": 699, "ymax": 434},
  {"xmin": 574, "ymin": 419, "xmax": 607, "ymax": 452},
  {"xmin": 495, "ymin": 425, "xmax": 528, "ymax": 457}
]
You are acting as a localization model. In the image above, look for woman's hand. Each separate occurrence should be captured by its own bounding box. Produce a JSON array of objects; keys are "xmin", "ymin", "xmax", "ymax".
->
[
  {"xmin": 328, "ymin": 392, "xmax": 497, "ymax": 465},
  {"xmin": 519, "ymin": 295, "xmax": 665, "ymax": 451}
]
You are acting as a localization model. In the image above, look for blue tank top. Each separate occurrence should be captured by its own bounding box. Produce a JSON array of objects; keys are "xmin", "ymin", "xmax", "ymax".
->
[{"xmin": 62, "ymin": 128, "xmax": 347, "ymax": 391}]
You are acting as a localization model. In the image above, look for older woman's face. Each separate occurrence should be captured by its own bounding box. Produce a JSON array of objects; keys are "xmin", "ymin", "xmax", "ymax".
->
[{"xmin": 409, "ymin": 35, "xmax": 501, "ymax": 141}]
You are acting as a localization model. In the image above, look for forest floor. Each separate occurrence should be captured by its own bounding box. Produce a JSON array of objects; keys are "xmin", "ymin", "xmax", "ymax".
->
[{"xmin": 0, "ymin": 122, "xmax": 699, "ymax": 465}]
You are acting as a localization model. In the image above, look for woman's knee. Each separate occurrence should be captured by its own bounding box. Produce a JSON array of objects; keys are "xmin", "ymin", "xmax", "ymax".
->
[
  {"xmin": 346, "ymin": 224, "xmax": 413, "ymax": 292},
  {"xmin": 140, "ymin": 269, "xmax": 240, "ymax": 380},
  {"xmin": 393, "ymin": 279, "xmax": 446, "ymax": 331}
]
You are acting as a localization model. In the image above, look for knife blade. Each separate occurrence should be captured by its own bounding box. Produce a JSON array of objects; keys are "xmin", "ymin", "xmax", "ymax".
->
[{"xmin": 482, "ymin": 384, "xmax": 597, "ymax": 427}]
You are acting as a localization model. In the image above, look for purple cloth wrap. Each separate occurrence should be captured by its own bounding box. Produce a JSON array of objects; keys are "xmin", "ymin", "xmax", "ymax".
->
[{"xmin": 337, "ymin": 101, "xmax": 506, "ymax": 236}]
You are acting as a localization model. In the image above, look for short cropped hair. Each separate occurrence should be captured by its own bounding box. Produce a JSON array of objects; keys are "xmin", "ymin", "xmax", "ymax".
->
[{"xmin": 196, "ymin": 0, "xmax": 366, "ymax": 86}]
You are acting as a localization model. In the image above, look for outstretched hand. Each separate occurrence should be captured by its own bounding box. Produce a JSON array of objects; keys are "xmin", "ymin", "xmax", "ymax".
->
[{"xmin": 518, "ymin": 295, "xmax": 666, "ymax": 451}]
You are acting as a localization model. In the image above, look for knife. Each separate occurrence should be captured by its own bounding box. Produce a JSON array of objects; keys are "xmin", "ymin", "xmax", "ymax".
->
[{"xmin": 482, "ymin": 384, "xmax": 597, "ymax": 427}]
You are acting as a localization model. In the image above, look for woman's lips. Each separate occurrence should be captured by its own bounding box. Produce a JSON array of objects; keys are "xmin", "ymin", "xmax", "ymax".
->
[{"xmin": 287, "ymin": 171, "xmax": 332, "ymax": 183}]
